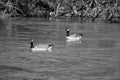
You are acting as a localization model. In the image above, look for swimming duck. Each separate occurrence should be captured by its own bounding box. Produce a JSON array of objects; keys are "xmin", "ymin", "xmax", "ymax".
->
[
  {"xmin": 30, "ymin": 40, "xmax": 53, "ymax": 52},
  {"xmin": 65, "ymin": 28, "xmax": 83, "ymax": 42}
]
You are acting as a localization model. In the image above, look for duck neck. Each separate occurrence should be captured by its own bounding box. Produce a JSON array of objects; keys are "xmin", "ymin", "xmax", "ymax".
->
[
  {"xmin": 48, "ymin": 46, "xmax": 52, "ymax": 50},
  {"xmin": 48, "ymin": 46, "xmax": 53, "ymax": 52},
  {"xmin": 30, "ymin": 41, "xmax": 34, "ymax": 48},
  {"xmin": 66, "ymin": 30, "xmax": 70, "ymax": 36}
]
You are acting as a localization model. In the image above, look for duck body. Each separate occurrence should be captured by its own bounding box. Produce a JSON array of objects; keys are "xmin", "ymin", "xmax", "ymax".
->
[
  {"xmin": 30, "ymin": 40, "xmax": 53, "ymax": 52},
  {"xmin": 65, "ymin": 28, "xmax": 83, "ymax": 42},
  {"xmin": 66, "ymin": 34, "xmax": 81, "ymax": 40},
  {"xmin": 66, "ymin": 36, "xmax": 82, "ymax": 42}
]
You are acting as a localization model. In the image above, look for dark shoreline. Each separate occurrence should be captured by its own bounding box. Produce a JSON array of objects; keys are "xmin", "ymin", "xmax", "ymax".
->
[{"xmin": 0, "ymin": 0, "xmax": 120, "ymax": 22}]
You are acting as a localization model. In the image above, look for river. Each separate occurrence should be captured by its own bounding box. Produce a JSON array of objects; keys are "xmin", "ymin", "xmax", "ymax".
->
[{"xmin": 0, "ymin": 18, "xmax": 120, "ymax": 80}]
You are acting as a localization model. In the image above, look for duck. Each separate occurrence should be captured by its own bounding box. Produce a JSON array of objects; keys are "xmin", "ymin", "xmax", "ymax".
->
[
  {"xmin": 65, "ymin": 28, "xmax": 83, "ymax": 42},
  {"xmin": 30, "ymin": 39, "xmax": 53, "ymax": 52}
]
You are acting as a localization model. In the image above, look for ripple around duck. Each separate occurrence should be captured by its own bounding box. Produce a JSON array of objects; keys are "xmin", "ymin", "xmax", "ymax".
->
[{"xmin": 96, "ymin": 40, "xmax": 116, "ymax": 48}]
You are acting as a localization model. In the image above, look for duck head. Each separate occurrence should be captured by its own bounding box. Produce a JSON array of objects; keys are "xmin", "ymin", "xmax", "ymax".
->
[
  {"xmin": 30, "ymin": 39, "xmax": 34, "ymax": 48},
  {"xmin": 65, "ymin": 28, "xmax": 70, "ymax": 36},
  {"xmin": 48, "ymin": 44, "xmax": 54, "ymax": 47},
  {"xmin": 79, "ymin": 33, "xmax": 83, "ymax": 36}
]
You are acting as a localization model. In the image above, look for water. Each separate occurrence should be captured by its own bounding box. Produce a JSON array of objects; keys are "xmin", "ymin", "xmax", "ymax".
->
[{"xmin": 0, "ymin": 18, "xmax": 120, "ymax": 80}]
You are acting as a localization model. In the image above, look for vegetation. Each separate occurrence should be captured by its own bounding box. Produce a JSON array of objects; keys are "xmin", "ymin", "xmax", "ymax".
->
[{"xmin": 0, "ymin": 0, "xmax": 120, "ymax": 22}]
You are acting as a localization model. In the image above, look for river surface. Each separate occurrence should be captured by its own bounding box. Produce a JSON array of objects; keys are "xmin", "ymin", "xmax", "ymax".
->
[{"xmin": 0, "ymin": 18, "xmax": 120, "ymax": 80}]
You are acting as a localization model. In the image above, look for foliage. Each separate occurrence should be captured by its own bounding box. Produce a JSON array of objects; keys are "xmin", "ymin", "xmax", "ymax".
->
[
  {"xmin": 0, "ymin": 0, "xmax": 120, "ymax": 22},
  {"xmin": 0, "ymin": 0, "xmax": 25, "ymax": 17}
]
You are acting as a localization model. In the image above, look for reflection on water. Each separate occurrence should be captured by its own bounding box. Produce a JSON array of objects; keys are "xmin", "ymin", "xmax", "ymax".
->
[{"xmin": 0, "ymin": 18, "xmax": 120, "ymax": 80}]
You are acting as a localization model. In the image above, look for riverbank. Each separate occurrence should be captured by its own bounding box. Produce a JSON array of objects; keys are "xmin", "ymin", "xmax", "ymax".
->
[{"xmin": 0, "ymin": 0, "xmax": 120, "ymax": 22}]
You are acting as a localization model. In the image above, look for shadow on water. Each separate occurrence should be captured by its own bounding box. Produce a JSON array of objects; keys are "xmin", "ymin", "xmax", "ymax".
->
[
  {"xmin": 0, "ymin": 18, "xmax": 8, "ymax": 37},
  {"xmin": 0, "ymin": 65, "xmax": 33, "ymax": 73},
  {"xmin": 0, "ymin": 18, "xmax": 15, "ymax": 38}
]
